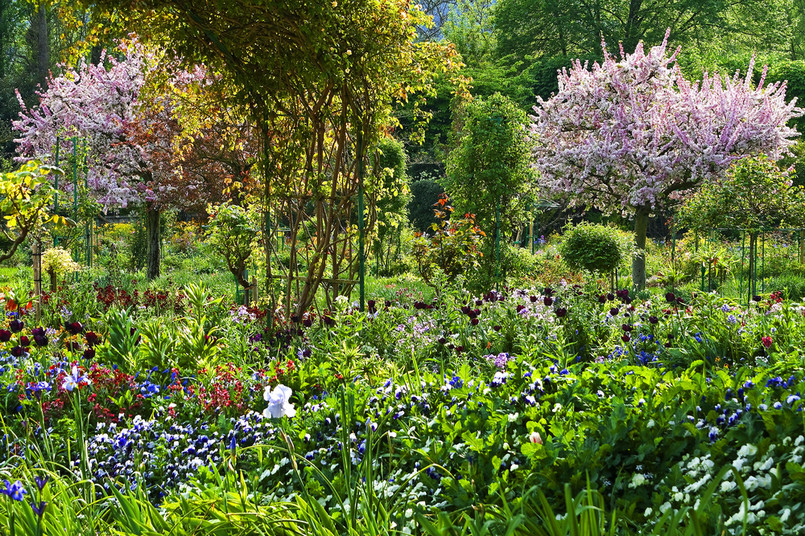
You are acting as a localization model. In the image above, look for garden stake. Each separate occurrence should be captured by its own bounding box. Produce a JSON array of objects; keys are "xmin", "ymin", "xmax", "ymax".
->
[
  {"xmin": 54, "ymin": 135, "xmax": 60, "ymax": 247},
  {"xmin": 762, "ymin": 232, "xmax": 766, "ymax": 293},
  {"xmin": 358, "ymin": 128, "xmax": 366, "ymax": 312},
  {"xmin": 495, "ymin": 198, "xmax": 501, "ymax": 290},
  {"xmin": 72, "ymin": 137, "xmax": 79, "ymax": 263}
]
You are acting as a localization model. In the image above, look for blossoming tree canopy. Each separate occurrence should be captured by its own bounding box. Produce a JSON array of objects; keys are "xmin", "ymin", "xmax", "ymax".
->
[
  {"xmin": 531, "ymin": 30, "xmax": 802, "ymax": 289},
  {"xmin": 12, "ymin": 40, "xmax": 254, "ymax": 280},
  {"xmin": 13, "ymin": 41, "xmax": 148, "ymax": 208}
]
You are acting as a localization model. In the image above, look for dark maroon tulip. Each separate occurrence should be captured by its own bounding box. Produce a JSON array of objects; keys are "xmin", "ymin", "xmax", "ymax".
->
[
  {"xmin": 85, "ymin": 331, "xmax": 101, "ymax": 346},
  {"xmin": 65, "ymin": 322, "xmax": 83, "ymax": 335}
]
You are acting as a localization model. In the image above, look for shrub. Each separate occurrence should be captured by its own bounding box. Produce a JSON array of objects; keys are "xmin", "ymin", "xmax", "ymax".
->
[{"xmin": 560, "ymin": 222, "xmax": 632, "ymax": 276}]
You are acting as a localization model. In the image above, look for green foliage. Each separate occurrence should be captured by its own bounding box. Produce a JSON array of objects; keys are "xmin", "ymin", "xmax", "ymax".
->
[
  {"xmin": 205, "ymin": 202, "xmax": 259, "ymax": 292},
  {"xmin": 559, "ymin": 223, "xmax": 630, "ymax": 275},
  {"xmin": 96, "ymin": 307, "xmax": 141, "ymax": 369},
  {"xmin": 408, "ymin": 178, "xmax": 444, "ymax": 232},
  {"xmin": 678, "ymin": 155, "xmax": 805, "ymax": 233},
  {"xmin": 443, "ymin": 0, "xmax": 496, "ymax": 69},
  {"xmin": 411, "ymin": 194, "xmax": 485, "ymax": 289},
  {"xmin": 371, "ymin": 137, "xmax": 411, "ymax": 275},
  {"xmin": 0, "ymin": 160, "xmax": 67, "ymax": 263},
  {"xmin": 444, "ymin": 93, "xmax": 537, "ymax": 241}
]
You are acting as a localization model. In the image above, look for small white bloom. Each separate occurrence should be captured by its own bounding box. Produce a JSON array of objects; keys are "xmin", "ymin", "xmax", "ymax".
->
[{"xmin": 263, "ymin": 384, "xmax": 296, "ymax": 418}]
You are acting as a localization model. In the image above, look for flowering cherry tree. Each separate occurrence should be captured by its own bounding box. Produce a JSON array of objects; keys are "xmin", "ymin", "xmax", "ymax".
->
[
  {"xmin": 14, "ymin": 41, "xmax": 148, "ymax": 208},
  {"xmin": 13, "ymin": 41, "xmax": 251, "ymax": 280},
  {"xmin": 531, "ymin": 31, "xmax": 802, "ymax": 289}
]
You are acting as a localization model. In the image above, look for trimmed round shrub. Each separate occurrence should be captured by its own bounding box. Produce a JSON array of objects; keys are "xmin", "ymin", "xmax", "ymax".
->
[{"xmin": 560, "ymin": 223, "xmax": 624, "ymax": 275}]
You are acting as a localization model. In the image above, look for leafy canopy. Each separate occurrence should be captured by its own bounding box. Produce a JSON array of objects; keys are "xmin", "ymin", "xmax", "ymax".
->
[{"xmin": 678, "ymin": 156, "xmax": 805, "ymax": 232}]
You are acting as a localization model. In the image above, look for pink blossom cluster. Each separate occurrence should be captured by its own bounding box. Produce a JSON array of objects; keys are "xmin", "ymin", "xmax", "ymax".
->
[
  {"xmin": 13, "ymin": 41, "xmax": 152, "ymax": 208},
  {"xmin": 531, "ymin": 30, "xmax": 802, "ymax": 213}
]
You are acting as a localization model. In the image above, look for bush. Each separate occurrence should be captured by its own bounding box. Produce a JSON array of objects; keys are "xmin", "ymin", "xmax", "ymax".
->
[{"xmin": 560, "ymin": 222, "xmax": 632, "ymax": 276}]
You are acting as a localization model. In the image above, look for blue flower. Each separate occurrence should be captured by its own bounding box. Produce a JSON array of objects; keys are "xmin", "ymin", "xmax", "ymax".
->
[
  {"xmin": 30, "ymin": 501, "xmax": 46, "ymax": 516},
  {"xmin": 62, "ymin": 365, "xmax": 90, "ymax": 392},
  {"xmin": 0, "ymin": 480, "xmax": 26, "ymax": 501},
  {"xmin": 34, "ymin": 476, "xmax": 48, "ymax": 491}
]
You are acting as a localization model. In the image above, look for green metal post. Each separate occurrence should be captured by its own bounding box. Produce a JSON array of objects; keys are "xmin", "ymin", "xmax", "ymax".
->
[
  {"xmin": 495, "ymin": 199, "xmax": 501, "ymax": 288},
  {"xmin": 671, "ymin": 223, "xmax": 676, "ymax": 294},
  {"xmin": 72, "ymin": 138, "xmax": 78, "ymax": 261},
  {"xmin": 357, "ymin": 129, "xmax": 365, "ymax": 312},
  {"xmin": 740, "ymin": 231, "xmax": 746, "ymax": 304},
  {"xmin": 72, "ymin": 138, "xmax": 78, "ymax": 217},
  {"xmin": 84, "ymin": 139, "xmax": 91, "ymax": 267},
  {"xmin": 762, "ymin": 233, "xmax": 766, "ymax": 294},
  {"xmin": 54, "ymin": 137, "xmax": 60, "ymax": 247}
]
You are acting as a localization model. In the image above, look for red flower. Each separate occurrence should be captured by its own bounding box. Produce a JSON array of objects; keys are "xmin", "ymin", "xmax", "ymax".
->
[{"xmin": 762, "ymin": 336, "xmax": 773, "ymax": 349}]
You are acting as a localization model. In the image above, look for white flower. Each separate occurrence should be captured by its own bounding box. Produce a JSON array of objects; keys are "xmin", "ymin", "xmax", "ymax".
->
[
  {"xmin": 529, "ymin": 431, "xmax": 543, "ymax": 444},
  {"xmin": 263, "ymin": 384, "xmax": 296, "ymax": 419}
]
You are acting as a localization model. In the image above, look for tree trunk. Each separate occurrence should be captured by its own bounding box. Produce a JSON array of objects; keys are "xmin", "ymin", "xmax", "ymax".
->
[
  {"xmin": 749, "ymin": 232, "xmax": 758, "ymax": 299},
  {"xmin": 145, "ymin": 206, "xmax": 161, "ymax": 280},
  {"xmin": 35, "ymin": 2, "xmax": 48, "ymax": 86},
  {"xmin": 632, "ymin": 205, "xmax": 650, "ymax": 291},
  {"xmin": 0, "ymin": 0, "xmax": 7, "ymax": 78}
]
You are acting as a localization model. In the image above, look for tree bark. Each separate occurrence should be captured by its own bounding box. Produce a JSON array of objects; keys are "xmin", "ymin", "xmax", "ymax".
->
[
  {"xmin": 632, "ymin": 205, "xmax": 650, "ymax": 290},
  {"xmin": 145, "ymin": 205, "xmax": 161, "ymax": 280},
  {"xmin": 35, "ymin": 2, "xmax": 48, "ymax": 87}
]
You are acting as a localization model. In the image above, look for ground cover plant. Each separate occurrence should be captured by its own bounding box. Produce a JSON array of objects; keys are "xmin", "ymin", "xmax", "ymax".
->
[{"xmin": 0, "ymin": 269, "xmax": 803, "ymax": 533}]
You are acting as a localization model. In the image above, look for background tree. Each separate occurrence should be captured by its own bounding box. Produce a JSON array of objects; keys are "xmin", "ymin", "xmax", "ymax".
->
[
  {"xmin": 368, "ymin": 137, "xmax": 410, "ymax": 276},
  {"xmin": 206, "ymin": 202, "xmax": 259, "ymax": 304},
  {"xmin": 444, "ymin": 92, "xmax": 536, "ymax": 287},
  {"xmin": 532, "ymin": 33, "xmax": 801, "ymax": 290},
  {"xmin": 0, "ymin": 159, "xmax": 65, "ymax": 262},
  {"xmin": 13, "ymin": 41, "xmax": 254, "ymax": 279},
  {"xmin": 88, "ymin": 0, "xmax": 466, "ymax": 319},
  {"xmin": 493, "ymin": 0, "xmax": 791, "ymax": 63},
  {"xmin": 678, "ymin": 156, "xmax": 805, "ymax": 296}
]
